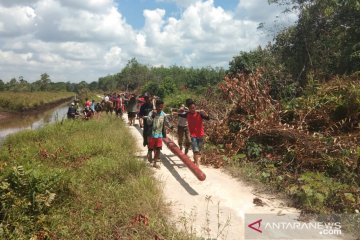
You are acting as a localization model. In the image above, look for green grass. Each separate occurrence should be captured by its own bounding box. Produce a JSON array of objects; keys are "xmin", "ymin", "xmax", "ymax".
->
[
  {"xmin": 0, "ymin": 116, "xmax": 193, "ymax": 239},
  {"xmin": 0, "ymin": 91, "xmax": 75, "ymax": 111}
]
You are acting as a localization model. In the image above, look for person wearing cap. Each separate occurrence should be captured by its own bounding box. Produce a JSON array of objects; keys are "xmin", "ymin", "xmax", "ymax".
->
[
  {"xmin": 67, "ymin": 102, "xmax": 79, "ymax": 119},
  {"xmin": 174, "ymin": 104, "xmax": 191, "ymax": 154}
]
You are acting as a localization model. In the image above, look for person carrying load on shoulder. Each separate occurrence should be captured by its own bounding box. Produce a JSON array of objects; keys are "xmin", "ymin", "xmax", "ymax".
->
[
  {"xmin": 114, "ymin": 94, "xmax": 123, "ymax": 117},
  {"xmin": 127, "ymin": 94, "xmax": 138, "ymax": 126},
  {"xmin": 172, "ymin": 104, "xmax": 191, "ymax": 155},
  {"xmin": 176, "ymin": 99, "xmax": 209, "ymax": 166},
  {"xmin": 145, "ymin": 99, "xmax": 173, "ymax": 168},
  {"xmin": 139, "ymin": 94, "xmax": 154, "ymax": 146}
]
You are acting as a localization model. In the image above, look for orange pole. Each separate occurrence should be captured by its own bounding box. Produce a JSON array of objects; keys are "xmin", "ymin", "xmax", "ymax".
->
[{"xmin": 162, "ymin": 137, "xmax": 206, "ymax": 181}]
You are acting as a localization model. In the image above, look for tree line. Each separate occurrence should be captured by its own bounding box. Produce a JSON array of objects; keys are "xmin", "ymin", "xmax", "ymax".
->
[
  {"xmin": 0, "ymin": 60, "xmax": 226, "ymax": 98},
  {"xmin": 0, "ymin": 73, "xmax": 98, "ymax": 93}
]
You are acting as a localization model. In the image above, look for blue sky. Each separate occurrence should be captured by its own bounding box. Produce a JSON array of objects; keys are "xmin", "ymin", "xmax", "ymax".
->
[
  {"xmin": 116, "ymin": 0, "xmax": 239, "ymax": 29},
  {"xmin": 0, "ymin": 0, "xmax": 297, "ymax": 83}
]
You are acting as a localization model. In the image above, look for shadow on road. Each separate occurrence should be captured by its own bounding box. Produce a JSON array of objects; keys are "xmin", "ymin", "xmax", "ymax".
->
[{"xmin": 132, "ymin": 123, "xmax": 199, "ymax": 196}]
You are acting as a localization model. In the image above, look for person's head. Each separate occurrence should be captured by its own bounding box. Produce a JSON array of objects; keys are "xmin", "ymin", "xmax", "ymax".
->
[
  {"xmin": 92, "ymin": 99, "xmax": 95, "ymax": 103},
  {"xmin": 155, "ymin": 99, "xmax": 164, "ymax": 112},
  {"xmin": 188, "ymin": 102, "xmax": 196, "ymax": 113},
  {"xmin": 185, "ymin": 98, "xmax": 194, "ymax": 108},
  {"xmin": 144, "ymin": 95, "xmax": 150, "ymax": 102}
]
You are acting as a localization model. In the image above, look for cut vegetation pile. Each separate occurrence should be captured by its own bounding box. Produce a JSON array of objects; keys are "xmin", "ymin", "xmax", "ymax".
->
[
  {"xmin": 0, "ymin": 116, "xmax": 191, "ymax": 239},
  {"xmin": 199, "ymin": 71, "xmax": 360, "ymax": 214}
]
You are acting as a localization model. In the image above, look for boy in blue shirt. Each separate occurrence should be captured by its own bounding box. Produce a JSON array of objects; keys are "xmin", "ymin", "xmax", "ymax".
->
[{"xmin": 145, "ymin": 99, "xmax": 173, "ymax": 168}]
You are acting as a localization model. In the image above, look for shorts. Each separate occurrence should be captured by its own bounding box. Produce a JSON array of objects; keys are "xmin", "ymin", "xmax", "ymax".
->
[
  {"xmin": 191, "ymin": 137, "xmax": 204, "ymax": 153},
  {"xmin": 148, "ymin": 137, "xmax": 162, "ymax": 150},
  {"xmin": 128, "ymin": 112, "xmax": 137, "ymax": 118}
]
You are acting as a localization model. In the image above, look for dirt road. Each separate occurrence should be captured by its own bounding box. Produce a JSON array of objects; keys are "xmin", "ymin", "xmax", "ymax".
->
[{"xmin": 125, "ymin": 117, "xmax": 346, "ymax": 240}]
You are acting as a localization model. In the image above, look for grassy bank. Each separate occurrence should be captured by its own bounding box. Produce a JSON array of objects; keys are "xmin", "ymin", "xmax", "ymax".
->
[
  {"xmin": 0, "ymin": 116, "xmax": 192, "ymax": 239},
  {"xmin": 0, "ymin": 91, "xmax": 75, "ymax": 112}
]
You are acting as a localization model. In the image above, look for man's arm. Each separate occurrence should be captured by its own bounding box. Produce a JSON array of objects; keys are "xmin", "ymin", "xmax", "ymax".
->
[
  {"xmin": 146, "ymin": 111, "xmax": 155, "ymax": 125},
  {"xmin": 176, "ymin": 112, "xmax": 187, "ymax": 118},
  {"xmin": 164, "ymin": 114, "xmax": 174, "ymax": 129},
  {"xmin": 199, "ymin": 111, "xmax": 210, "ymax": 120}
]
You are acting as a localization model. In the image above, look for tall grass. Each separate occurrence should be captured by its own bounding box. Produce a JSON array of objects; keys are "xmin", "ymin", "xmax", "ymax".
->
[
  {"xmin": 0, "ymin": 91, "xmax": 74, "ymax": 111},
  {"xmin": 0, "ymin": 116, "xmax": 193, "ymax": 239}
]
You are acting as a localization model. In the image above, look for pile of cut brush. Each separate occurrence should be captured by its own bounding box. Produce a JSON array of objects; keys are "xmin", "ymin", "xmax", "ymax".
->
[{"xmin": 198, "ymin": 71, "xmax": 360, "ymax": 213}]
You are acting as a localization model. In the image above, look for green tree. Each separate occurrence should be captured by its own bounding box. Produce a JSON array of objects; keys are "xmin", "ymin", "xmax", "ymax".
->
[
  {"xmin": 32, "ymin": 73, "xmax": 51, "ymax": 91},
  {"xmin": 160, "ymin": 76, "xmax": 176, "ymax": 96},
  {"xmin": 118, "ymin": 58, "xmax": 150, "ymax": 91},
  {"xmin": 270, "ymin": 0, "xmax": 360, "ymax": 83},
  {"xmin": 7, "ymin": 78, "xmax": 18, "ymax": 91},
  {"xmin": 142, "ymin": 82, "xmax": 165, "ymax": 99},
  {"xmin": 89, "ymin": 81, "xmax": 98, "ymax": 91},
  {"xmin": 50, "ymin": 82, "xmax": 68, "ymax": 91},
  {"xmin": 0, "ymin": 79, "xmax": 5, "ymax": 91},
  {"xmin": 17, "ymin": 76, "xmax": 31, "ymax": 92},
  {"xmin": 98, "ymin": 75, "xmax": 117, "ymax": 91}
]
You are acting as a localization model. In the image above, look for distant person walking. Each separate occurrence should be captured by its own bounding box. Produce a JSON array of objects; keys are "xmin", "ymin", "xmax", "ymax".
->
[
  {"xmin": 139, "ymin": 95, "xmax": 154, "ymax": 146},
  {"xmin": 114, "ymin": 94, "xmax": 123, "ymax": 117},
  {"xmin": 127, "ymin": 94, "xmax": 138, "ymax": 126}
]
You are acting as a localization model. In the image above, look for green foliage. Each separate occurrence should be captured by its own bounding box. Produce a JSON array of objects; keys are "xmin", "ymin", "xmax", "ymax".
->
[
  {"xmin": 287, "ymin": 172, "xmax": 358, "ymax": 213},
  {"xmin": 228, "ymin": 48, "xmax": 266, "ymax": 75},
  {"xmin": 0, "ymin": 79, "xmax": 4, "ymax": 91},
  {"xmin": 270, "ymin": 0, "xmax": 360, "ymax": 83},
  {"xmin": 142, "ymin": 82, "xmax": 165, "ymax": 99},
  {"xmin": 0, "ymin": 91, "xmax": 74, "ymax": 111},
  {"xmin": 0, "ymin": 166, "xmax": 67, "ymax": 239},
  {"xmin": 245, "ymin": 141, "xmax": 263, "ymax": 159},
  {"xmin": 161, "ymin": 76, "xmax": 176, "ymax": 96},
  {"xmin": 163, "ymin": 92, "xmax": 199, "ymax": 109}
]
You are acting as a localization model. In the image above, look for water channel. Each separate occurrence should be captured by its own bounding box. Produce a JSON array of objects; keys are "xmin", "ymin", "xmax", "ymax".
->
[{"xmin": 0, "ymin": 102, "xmax": 71, "ymax": 144}]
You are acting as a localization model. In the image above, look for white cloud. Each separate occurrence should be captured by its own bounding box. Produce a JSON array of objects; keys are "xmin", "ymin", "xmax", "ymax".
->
[
  {"xmin": 0, "ymin": 5, "xmax": 36, "ymax": 37},
  {"xmin": 104, "ymin": 46, "xmax": 123, "ymax": 66},
  {"xmin": 236, "ymin": 0, "xmax": 297, "ymax": 31},
  {"xmin": 0, "ymin": 0, "xmax": 297, "ymax": 83},
  {"xmin": 138, "ymin": 0, "xmax": 263, "ymax": 67},
  {"xmin": 156, "ymin": 0, "xmax": 198, "ymax": 8}
]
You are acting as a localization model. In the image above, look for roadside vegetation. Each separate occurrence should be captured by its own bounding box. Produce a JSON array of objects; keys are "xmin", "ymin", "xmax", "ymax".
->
[
  {"xmin": 0, "ymin": 116, "xmax": 193, "ymax": 239},
  {"xmin": 198, "ymin": 74, "xmax": 359, "ymax": 214},
  {"xmin": 0, "ymin": 91, "xmax": 74, "ymax": 112},
  {"xmin": 1, "ymin": 0, "xmax": 358, "ymax": 226}
]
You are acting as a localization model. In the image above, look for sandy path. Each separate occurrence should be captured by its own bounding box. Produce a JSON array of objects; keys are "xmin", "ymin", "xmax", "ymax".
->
[{"xmin": 124, "ymin": 116, "xmax": 346, "ymax": 240}]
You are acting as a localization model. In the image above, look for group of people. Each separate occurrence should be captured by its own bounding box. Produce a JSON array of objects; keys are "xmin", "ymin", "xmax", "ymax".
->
[
  {"xmin": 67, "ymin": 93, "xmax": 210, "ymax": 169},
  {"xmin": 141, "ymin": 97, "xmax": 209, "ymax": 168},
  {"xmin": 67, "ymin": 98, "xmax": 99, "ymax": 120},
  {"xmin": 67, "ymin": 93, "xmax": 147, "ymax": 120}
]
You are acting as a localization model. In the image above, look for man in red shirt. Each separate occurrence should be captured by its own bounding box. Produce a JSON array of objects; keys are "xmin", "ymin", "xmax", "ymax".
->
[{"xmin": 177, "ymin": 100, "xmax": 209, "ymax": 166}]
